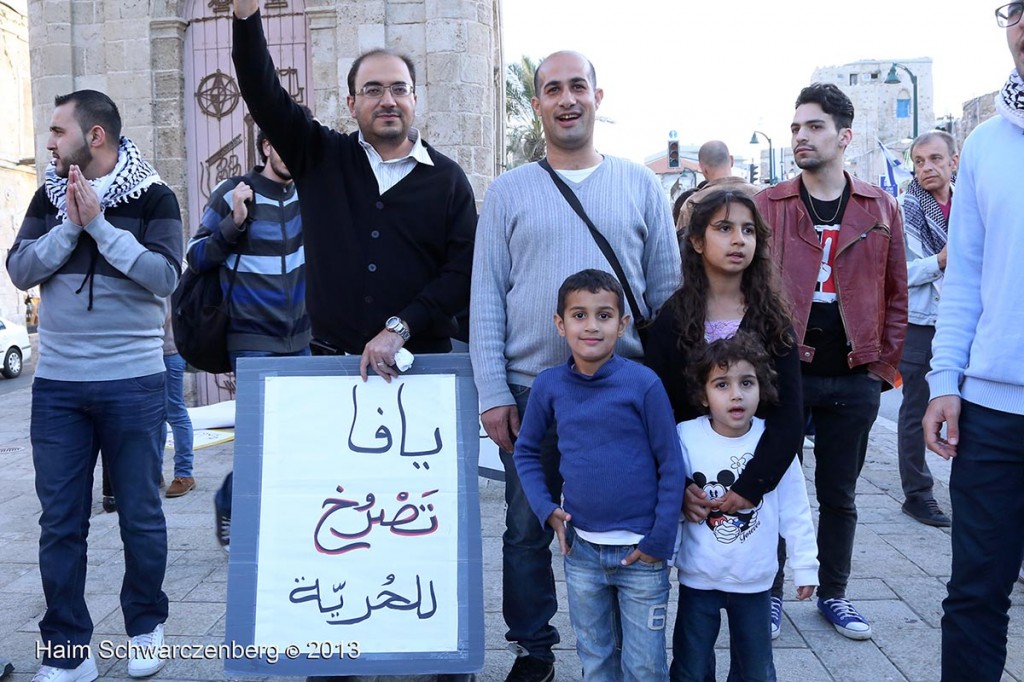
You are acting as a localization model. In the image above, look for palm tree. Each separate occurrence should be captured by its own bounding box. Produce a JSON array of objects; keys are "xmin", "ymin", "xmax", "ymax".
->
[{"xmin": 505, "ymin": 56, "xmax": 545, "ymax": 168}]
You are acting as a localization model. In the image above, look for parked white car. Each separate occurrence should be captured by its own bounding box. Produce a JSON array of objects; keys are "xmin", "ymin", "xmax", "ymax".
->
[{"xmin": 0, "ymin": 317, "xmax": 32, "ymax": 378}]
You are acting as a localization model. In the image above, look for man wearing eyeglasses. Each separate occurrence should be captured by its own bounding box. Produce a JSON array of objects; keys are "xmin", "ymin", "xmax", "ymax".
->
[
  {"xmin": 924, "ymin": 3, "xmax": 1024, "ymax": 679},
  {"xmin": 229, "ymin": 0, "xmax": 475, "ymax": 382}
]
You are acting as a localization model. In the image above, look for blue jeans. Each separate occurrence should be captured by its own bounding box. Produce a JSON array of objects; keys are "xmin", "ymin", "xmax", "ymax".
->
[
  {"xmin": 500, "ymin": 383, "xmax": 561, "ymax": 661},
  {"xmin": 564, "ymin": 530, "xmax": 669, "ymax": 681},
  {"xmin": 670, "ymin": 586, "xmax": 776, "ymax": 682},
  {"xmin": 31, "ymin": 375, "xmax": 169, "ymax": 668},
  {"xmin": 163, "ymin": 353, "xmax": 194, "ymax": 477},
  {"xmin": 941, "ymin": 400, "xmax": 1024, "ymax": 682},
  {"xmin": 215, "ymin": 348, "xmax": 311, "ymax": 518}
]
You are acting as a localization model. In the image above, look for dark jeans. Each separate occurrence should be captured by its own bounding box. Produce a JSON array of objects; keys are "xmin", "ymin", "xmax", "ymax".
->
[
  {"xmin": 215, "ymin": 348, "xmax": 311, "ymax": 518},
  {"xmin": 31, "ymin": 375, "xmax": 169, "ymax": 668},
  {"xmin": 775, "ymin": 373, "xmax": 880, "ymax": 599},
  {"xmin": 897, "ymin": 324, "xmax": 936, "ymax": 502},
  {"xmin": 670, "ymin": 587, "xmax": 776, "ymax": 682},
  {"xmin": 941, "ymin": 400, "xmax": 1024, "ymax": 681},
  {"xmin": 499, "ymin": 383, "xmax": 562, "ymax": 661}
]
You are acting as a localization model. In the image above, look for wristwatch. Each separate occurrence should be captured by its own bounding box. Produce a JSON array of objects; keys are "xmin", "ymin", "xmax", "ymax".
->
[{"xmin": 385, "ymin": 316, "xmax": 411, "ymax": 341}]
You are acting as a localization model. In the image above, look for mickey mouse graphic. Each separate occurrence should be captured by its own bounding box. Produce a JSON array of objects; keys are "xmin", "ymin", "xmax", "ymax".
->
[{"xmin": 692, "ymin": 454, "xmax": 760, "ymax": 544}]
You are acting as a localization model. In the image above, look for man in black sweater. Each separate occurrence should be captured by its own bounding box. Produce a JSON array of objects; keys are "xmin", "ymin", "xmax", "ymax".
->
[{"xmin": 230, "ymin": 0, "xmax": 476, "ymax": 383}]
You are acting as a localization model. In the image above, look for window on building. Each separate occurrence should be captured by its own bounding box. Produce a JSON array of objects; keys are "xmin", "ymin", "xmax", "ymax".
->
[
  {"xmin": 850, "ymin": 73, "xmax": 859, "ymax": 86},
  {"xmin": 870, "ymin": 71, "xmax": 880, "ymax": 80},
  {"xmin": 897, "ymin": 98, "xmax": 911, "ymax": 118}
]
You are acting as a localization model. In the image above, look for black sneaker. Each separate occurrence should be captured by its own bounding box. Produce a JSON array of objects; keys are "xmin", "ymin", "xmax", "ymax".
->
[
  {"xmin": 215, "ymin": 505, "xmax": 231, "ymax": 553},
  {"xmin": 902, "ymin": 498, "xmax": 951, "ymax": 527},
  {"xmin": 0, "ymin": 657, "xmax": 13, "ymax": 679},
  {"xmin": 505, "ymin": 656, "xmax": 554, "ymax": 682},
  {"xmin": 102, "ymin": 496, "xmax": 117, "ymax": 514}
]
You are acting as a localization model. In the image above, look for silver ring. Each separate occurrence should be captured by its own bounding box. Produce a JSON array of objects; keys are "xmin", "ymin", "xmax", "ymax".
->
[{"xmin": 376, "ymin": 361, "xmax": 385, "ymax": 367}]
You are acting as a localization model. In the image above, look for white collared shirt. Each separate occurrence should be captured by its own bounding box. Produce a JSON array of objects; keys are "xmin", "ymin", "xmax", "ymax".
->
[{"xmin": 357, "ymin": 128, "xmax": 434, "ymax": 195}]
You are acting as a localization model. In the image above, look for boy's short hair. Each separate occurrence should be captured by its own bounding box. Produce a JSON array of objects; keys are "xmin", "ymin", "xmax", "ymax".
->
[
  {"xmin": 556, "ymin": 269, "xmax": 625, "ymax": 317},
  {"xmin": 688, "ymin": 332, "xmax": 779, "ymax": 413}
]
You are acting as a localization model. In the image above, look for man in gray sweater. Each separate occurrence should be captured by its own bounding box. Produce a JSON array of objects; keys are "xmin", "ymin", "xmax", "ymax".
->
[
  {"xmin": 7, "ymin": 90, "xmax": 180, "ymax": 681},
  {"xmin": 469, "ymin": 51, "xmax": 680, "ymax": 682}
]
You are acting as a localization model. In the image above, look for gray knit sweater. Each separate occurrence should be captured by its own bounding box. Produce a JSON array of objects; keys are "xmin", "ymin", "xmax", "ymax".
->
[{"xmin": 470, "ymin": 156, "xmax": 681, "ymax": 412}]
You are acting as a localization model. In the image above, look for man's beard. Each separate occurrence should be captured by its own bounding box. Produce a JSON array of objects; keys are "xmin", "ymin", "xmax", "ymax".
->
[{"xmin": 56, "ymin": 142, "xmax": 94, "ymax": 178}]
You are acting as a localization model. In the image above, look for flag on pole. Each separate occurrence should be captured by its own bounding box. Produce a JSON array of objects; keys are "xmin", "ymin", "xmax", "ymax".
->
[{"xmin": 877, "ymin": 139, "xmax": 913, "ymax": 196}]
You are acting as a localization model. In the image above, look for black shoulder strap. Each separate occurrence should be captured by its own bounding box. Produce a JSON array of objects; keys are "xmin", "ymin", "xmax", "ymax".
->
[{"xmin": 538, "ymin": 158, "xmax": 647, "ymax": 324}]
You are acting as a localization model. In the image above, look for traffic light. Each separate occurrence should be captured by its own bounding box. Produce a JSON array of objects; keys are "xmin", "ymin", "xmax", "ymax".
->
[
  {"xmin": 749, "ymin": 162, "xmax": 759, "ymax": 184},
  {"xmin": 667, "ymin": 140, "xmax": 680, "ymax": 169}
]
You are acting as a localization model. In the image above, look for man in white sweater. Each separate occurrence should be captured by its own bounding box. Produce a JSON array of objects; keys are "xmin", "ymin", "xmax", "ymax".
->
[
  {"xmin": 923, "ymin": 4, "xmax": 1024, "ymax": 679},
  {"xmin": 469, "ymin": 51, "xmax": 680, "ymax": 682}
]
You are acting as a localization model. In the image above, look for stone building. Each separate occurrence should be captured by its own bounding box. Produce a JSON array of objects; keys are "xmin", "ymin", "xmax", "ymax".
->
[
  {"xmin": 810, "ymin": 57, "xmax": 934, "ymax": 184},
  {"xmin": 25, "ymin": 0, "xmax": 503, "ymax": 228},
  {"xmin": 0, "ymin": 0, "xmax": 37, "ymax": 323},
  {"xmin": 23, "ymin": 0, "xmax": 502, "ymax": 401}
]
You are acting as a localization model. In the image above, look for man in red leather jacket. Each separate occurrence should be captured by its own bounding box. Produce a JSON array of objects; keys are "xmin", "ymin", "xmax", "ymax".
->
[{"xmin": 754, "ymin": 83, "xmax": 907, "ymax": 643}]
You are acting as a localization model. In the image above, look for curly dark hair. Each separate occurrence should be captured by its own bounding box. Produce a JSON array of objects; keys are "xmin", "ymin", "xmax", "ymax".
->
[
  {"xmin": 795, "ymin": 82, "xmax": 855, "ymax": 130},
  {"xmin": 667, "ymin": 188, "xmax": 792, "ymax": 356},
  {"xmin": 687, "ymin": 331, "xmax": 779, "ymax": 414}
]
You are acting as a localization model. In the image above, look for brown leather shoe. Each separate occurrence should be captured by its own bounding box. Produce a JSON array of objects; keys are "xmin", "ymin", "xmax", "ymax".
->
[{"xmin": 165, "ymin": 476, "xmax": 196, "ymax": 498}]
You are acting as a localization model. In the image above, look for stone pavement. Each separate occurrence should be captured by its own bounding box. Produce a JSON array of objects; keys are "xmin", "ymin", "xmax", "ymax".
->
[{"xmin": 0, "ymin": 378, "xmax": 1021, "ymax": 682}]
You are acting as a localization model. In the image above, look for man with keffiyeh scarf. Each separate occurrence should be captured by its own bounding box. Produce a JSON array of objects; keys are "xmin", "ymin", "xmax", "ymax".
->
[
  {"xmin": 923, "ymin": 3, "xmax": 1024, "ymax": 679},
  {"xmin": 896, "ymin": 130, "xmax": 958, "ymax": 529},
  {"xmin": 6, "ymin": 90, "xmax": 181, "ymax": 681}
]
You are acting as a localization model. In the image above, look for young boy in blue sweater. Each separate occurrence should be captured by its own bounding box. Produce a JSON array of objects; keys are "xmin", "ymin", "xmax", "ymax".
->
[{"xmin": 514, "ymin": 269, "xmax": 686, "ymax": 680}]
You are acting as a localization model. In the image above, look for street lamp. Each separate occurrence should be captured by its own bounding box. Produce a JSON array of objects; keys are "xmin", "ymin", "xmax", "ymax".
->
[
  {"xmin": 884, "ymin": 62, "xmax": 918, "ymax": 139},
  {"xmin": 750, "ymin": 131, "xmax": 774, "ymax": 184}
]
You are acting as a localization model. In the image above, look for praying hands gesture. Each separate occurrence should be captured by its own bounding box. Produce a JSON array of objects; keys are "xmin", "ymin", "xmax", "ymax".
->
[{"xmin": 66, "ymin": 165, "xmax": 101, "ymax": 227}]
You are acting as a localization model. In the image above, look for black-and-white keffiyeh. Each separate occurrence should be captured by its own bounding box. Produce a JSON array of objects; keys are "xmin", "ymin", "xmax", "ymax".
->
[
  {"xmin": 904, "ymin": 176, "xmax": 950, "ymax": 257},
  {"xmin": 996, "ymin": 69, "xmax": 1024, "ymax": 129},
  {"xmin": 44, "ymin": 136, "xmax": 163, "ymax": 222}
]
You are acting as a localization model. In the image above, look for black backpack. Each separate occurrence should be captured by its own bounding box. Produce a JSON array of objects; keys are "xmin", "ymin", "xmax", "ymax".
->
[
  {"xmin": 171, "ymin": 182, "xmax": 248, "ymax": 374},
  {"xmin": 170, "ymin": 256, "xmax": 239, "ymax": 374}
]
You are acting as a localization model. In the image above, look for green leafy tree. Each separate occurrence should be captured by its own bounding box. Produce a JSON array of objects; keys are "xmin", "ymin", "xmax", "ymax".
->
[{"xmin": 505, "ymin": 56, "xmax": 545, "ymax": 168}]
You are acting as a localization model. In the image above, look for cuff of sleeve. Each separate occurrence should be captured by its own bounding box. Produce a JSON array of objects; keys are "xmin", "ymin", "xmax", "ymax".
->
[
  {"xmin": 791, "ymin": 567, "xmax": 819, "ymax": 590},
  {"xmin": 729, "ymin": 479, "xmax": 766, "ymax": 508},
  {"xmin": 927, "ymin": 369, "xmax": 962, "ymax": 400},
  {"xmin": 478, "ymin": 383, "xmax": 515, "ymax": 414},
  {"xmin": 218, "ymin": 213, "xmax": 245, "ymax": 243},
  {"xmin": 399, "ymin": 303, "xmax": 432, "ymax": 343},
  {"xmin": 637, "ymin": 537, "xmax": 671, "ymax": 562}
]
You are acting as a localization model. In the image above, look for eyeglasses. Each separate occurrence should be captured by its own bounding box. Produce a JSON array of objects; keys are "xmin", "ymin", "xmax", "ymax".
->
[
  {"xmin": 996, "ymin": 2, "xmax": 1023, "ymax": 27},
  {"xmin": 356, "ymin": 83, "xmax": 414, "ymax": 99}
]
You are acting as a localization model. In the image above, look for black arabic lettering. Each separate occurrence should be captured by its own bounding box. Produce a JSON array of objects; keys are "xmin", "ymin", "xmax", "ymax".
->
[
  {"xmin": 397, "ymin": 383, "xmax": 443, "ymax": 457},
  {"xmin": 347, "ymin": 385, "xmax": 393, "ymax": 453},
  {"xmin": 313, "ymin": 486, "xmax": 375, "ymax": 555}
]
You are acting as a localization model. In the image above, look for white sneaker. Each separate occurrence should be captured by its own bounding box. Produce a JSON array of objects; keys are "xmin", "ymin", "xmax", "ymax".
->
[
  {"xmin": 127, "ymin": 622, "xmax": 167, "ymax": 678},
  {"xmin": 31, "ymin": 657, "xmax": 98, "ymax": 682}
]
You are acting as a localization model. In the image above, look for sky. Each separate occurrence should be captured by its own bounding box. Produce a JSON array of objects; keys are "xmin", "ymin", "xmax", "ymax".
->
[{"xmin": 501, "ymin": 1, "xmax": 1013, "ymax": 165}]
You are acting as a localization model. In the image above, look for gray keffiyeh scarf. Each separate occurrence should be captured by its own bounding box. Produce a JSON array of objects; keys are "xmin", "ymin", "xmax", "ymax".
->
[
  {"xmin": 996, "ymin": 69, "xmax": 1024, "ymax": 129},
  {"xmin": 44, "ymin": 136, "xmax": 163, "ymax": 223}
]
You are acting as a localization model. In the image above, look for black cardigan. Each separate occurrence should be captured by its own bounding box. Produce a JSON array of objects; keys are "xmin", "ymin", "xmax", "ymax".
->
[
  {"xmin": 233, "ymin": 12, "xmax": 476, "ymax": 354},
  {"xmin": 644, "ymin": 308, "xmax": 803, "ymax": 505}
]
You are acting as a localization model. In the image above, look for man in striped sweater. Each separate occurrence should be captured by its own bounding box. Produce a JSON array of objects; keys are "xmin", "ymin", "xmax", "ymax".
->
[
  {"xmin": 186, "ymin": 126, "xmax": 311, "ymax": 552},
  {"xmin": 470, "ymin": 51, "xmax": 680, "ymax": 682}
]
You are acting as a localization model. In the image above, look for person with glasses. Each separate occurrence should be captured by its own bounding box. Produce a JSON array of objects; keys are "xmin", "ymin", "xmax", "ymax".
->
[
  {"xmin": 923, "ymin": 3, "xmax": 1024, "ymax": 679},
  {"xmin": 229, "ymin": 0, "xmax": 475, "ymax": 383}
]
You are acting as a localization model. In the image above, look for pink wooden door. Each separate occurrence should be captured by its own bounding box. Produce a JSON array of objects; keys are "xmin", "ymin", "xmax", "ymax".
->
[{"xmin": 183, "ymin": 0, "xmax": 312, "ymax": 404}]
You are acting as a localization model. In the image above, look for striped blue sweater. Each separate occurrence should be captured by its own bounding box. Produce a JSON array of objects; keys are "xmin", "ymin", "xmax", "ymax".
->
[{"xmin": 186, "ymin": 170, "xmax": 310, "ymax": 354}]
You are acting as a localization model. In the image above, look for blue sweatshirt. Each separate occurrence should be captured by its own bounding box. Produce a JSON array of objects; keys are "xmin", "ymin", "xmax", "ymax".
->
[
  {"xmin": 514, "ymin": 354, "xmax": 685, "ymax": 560},
  {"xmin": 927, "ymin": 111, "xmax": 1024, "ymax": 413}
]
